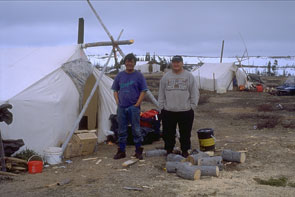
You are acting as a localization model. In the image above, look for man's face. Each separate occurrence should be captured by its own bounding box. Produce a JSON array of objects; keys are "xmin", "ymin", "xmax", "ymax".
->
[
  {"xmin": 125, "ymin": 59, "xmax": 135, "ymax": 71},
  {"xmin": 172, "ymin": 61, "xmax": 183, "ymax": 72}
]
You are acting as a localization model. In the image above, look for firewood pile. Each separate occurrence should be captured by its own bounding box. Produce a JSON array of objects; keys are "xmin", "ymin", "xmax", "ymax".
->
[
  {"xmin": 0, "ymin": 157, "xmax": 28, "ymax": 176},
  {"xmin": 146, "ymin": 149, "xmax": 246, "ymax": 181}
]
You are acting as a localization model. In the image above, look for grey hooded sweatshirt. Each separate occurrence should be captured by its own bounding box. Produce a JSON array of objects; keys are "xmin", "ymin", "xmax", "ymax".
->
[{"xmin": 158, "ymin": 70, "xmax": 199, "ymax": 112}]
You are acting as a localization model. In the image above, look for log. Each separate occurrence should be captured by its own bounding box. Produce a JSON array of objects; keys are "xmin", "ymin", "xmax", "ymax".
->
[
  {"xmin": 176, "ymin": 164, "xmax": 201, "ymax": 180},
  {"xmin": 165, "ymin": 161, "xmax": 191, "ymax": 173},
  {"xmin": 11, "ymin": 166, "xmax": 27, "ymax": 171},
  {"xmin": 145, "ymin": 149, "xmax": 167, "ymax": 157},
  {"xmin": 166, "ymin": 161, "xmax": 192, "ymax": 173},
  {"xmin": 198, "ymin": 156, "xmax": 223, "ymax": 170},
  {"xmin": 166, "ymin": 161, "xmax": 180, "ymax": 173},
  {"xmin": 222, "ymin": 149, "xmax": 246, "ymax": 163},
  {"xmin": 191, "ymin": 166, "xmax": 219, "ymax": 177},
  {"xmin": 0, "ymin": 171, "xmax": 17, "ymax": 176},
  {"xmin": 0, "ymin": 162, "xmax": 12, "ymax": 170},
  {"xmin": 166, "ymin": 162, "xmax": 219, "ymax": 177},
  {"xmin": 204, "ymin": 151, "xmax": 214, "ymax": 157},
  {"xmin": 166, "ymin": 154, "xmax": 185, "ymax": 162},
  {"xmin": 186, "ymin": 152, "xmax": 210, "ymax": 165},
  {"xmin": 82, "ymin": 40, "xmax": 134, "ymax": 48},
  {"xmin": 5, "ymin": 157, "xmax": 27, "ymax": 164}
]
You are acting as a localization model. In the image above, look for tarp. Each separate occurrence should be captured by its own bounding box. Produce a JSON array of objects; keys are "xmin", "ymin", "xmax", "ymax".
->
[
  {"xmin": 192, "ymin": 63, "xmax": 247, "ymax": 93},
  {"xmin": 0, "ymin": 45, "xmax": 117, "ymax": 154}
]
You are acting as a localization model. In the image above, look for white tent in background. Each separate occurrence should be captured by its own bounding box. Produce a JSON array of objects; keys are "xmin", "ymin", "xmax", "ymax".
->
[
  {"xmin": 135, "ymin": 62, "xmax": 161, "ymax": 73},
  {"xmin": 120, "ymin": 61, "xmax": 161, "ymax": 73},
  {"xmin": 0, "ymin": 45, "xmax": 116, "ymax": 154},
  {"xmin": 191, "ymin": 63, "xmax": 247, "ymax": 93}
]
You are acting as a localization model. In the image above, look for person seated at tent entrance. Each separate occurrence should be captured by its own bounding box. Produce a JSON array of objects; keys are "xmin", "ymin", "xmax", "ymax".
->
[
  {"xmin": 158, "ymin": 55, "xmax": 199, "ymax": 158},
  {"xmin": 111, "ymin": 53, "xmax": 148, "ymax": 160}
]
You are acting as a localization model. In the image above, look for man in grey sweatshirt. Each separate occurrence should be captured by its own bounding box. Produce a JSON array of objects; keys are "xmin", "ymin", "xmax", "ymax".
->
[{"xmin": 158, "ymin": 55, "xmax": 199, "ymax": 157}]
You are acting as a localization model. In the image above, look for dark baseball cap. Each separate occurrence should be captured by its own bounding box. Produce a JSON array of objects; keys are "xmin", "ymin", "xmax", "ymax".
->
[{"xmin": 172, "ymin": 55, "xmax": 183, "ymax": 62}]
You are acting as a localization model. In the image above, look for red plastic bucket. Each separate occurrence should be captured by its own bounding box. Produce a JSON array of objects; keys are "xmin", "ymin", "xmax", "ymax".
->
[
  {"xmin": 256, "ymin": 84, "xmax": 263, "ymax": 92},
  {"xmin": 28, "ymin": 155, "xmax": 43, "ymax": 174}
]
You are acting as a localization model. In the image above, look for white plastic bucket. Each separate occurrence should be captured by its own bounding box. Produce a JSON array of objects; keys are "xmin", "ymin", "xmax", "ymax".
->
[{"xmin": 44, "ymin": 147, "xmax": 62, "ymax": 165}]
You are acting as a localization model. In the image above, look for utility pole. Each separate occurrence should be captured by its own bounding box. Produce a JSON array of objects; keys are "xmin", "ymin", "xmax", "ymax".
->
[{"xmin": 220, "ymin": 40, "xmax": 224, "ymax": 63}]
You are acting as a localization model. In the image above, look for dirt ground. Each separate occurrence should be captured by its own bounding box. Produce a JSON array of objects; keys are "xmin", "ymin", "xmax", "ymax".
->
[{"xmin": 1, "ymin": 74, "xmax": 295, "ymax": 197}]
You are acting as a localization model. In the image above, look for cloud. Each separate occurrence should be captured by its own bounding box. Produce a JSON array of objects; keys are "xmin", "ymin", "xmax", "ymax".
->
[{"xmin": 1, "ymin": 1, "xmax": 295, "ymax": 56}]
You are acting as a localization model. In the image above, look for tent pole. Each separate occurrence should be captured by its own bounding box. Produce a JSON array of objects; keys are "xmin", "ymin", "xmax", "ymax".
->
[
  {"xmin": 213, "ymin": 73, "xmax": 216, "ymax": 92},
  {"xmin": 82, "ymin": 40, "xmax": 133, "ymax": 48},
  {"xmin": 77, "ymin": 18, "xmax": 84, "ymax": 44},
  {"xmin": 198, "ymin": 70, "xmax": 201, "ymax": 89},
  {"xmin": 0, "ymin": 130, "xmax": 7, "ymax": 172}
]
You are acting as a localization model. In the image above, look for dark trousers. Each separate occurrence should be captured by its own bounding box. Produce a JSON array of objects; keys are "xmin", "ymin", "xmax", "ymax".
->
[{"xmin": 162, "ymin": 109, "xmax": 194, "ymax": 152}]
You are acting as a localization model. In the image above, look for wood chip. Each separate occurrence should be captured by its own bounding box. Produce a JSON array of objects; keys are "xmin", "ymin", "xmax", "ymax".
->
[
  {"xmin": 95, "ymin": 159, "xmax": 102, "ymax": 165},
  {"xmin": 122, "ymin": 159, "xmax": 138, "ymax": 167},
  {"xmin": 123, "ymin": 186, "xmax": 143, "ymax": 191},
  {"xmin": 82, "ymin": 157, "xmax": 98, "ymax": 161}
]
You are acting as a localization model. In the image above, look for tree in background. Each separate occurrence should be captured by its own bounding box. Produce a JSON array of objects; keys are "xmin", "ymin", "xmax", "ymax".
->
[{"xmin": 267, "ymin": 61, "xmax": 271, "ymax": 76}]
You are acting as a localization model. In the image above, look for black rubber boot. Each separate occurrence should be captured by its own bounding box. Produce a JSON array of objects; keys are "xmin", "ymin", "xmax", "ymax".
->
[
  {"xmin": 134, "ymin": 147, "xmax": 144, "ymax": 160},
  {"xmin": 113, "ymin": 148, "xmax": 126, "ymax": 160},
  {"xmin": 181, "ymin": 150, "xmax": 189, "ymax": 158}
]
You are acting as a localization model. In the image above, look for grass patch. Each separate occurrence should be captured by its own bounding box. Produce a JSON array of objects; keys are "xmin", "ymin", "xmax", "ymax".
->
[
  {"xmin": 14, "ymin": 148, "xmax": 42, "ymax": 161},
  {"xmin": 288, "ymin": 182, "xmax": 295, "ymax": 188},
  {"xmin": 253, "ymin": 177, "xmax": 288, "ymax": 187}
]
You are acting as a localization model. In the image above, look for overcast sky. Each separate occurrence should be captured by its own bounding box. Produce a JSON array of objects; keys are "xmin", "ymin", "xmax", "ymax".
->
[{"xmin": 1, "ymin": 0, "xmax": 295, "ymax": 57}]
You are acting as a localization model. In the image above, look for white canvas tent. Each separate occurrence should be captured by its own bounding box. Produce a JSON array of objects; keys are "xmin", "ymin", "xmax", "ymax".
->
[
  {"xmin": 135, "ymin": 62, "xmax": 161, "ymax": 73},
  {"xmin": 121, "ymin": 61, "xmax": 161, "ymax": 73},
  {"xmin": 191, "ymin": 63, "xmax": 247, "ymax": 93},
  {"xmin": 0, "ymin": 45, "xmax": 116, "ymax": 154}
]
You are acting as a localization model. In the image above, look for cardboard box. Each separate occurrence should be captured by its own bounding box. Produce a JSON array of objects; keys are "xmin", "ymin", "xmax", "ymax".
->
[
  {"xmin": 73, "ymin": 132, "xmax": 98, "ymax": 156},
  {"xmin": 64, "ymin": 142, "xmax": 83, "ymax": 159}
]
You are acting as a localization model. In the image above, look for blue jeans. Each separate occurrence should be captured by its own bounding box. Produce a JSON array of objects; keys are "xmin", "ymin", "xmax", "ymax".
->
[{"xmin": 117, "ymin": 105, "xmax": 143, "ymax": 145}]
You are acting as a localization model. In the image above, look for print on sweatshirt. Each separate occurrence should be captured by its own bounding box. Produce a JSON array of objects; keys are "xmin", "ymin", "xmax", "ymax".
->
[{"xmin": 167, "ymin": 78, "xmax": 188, "ymax": 90}]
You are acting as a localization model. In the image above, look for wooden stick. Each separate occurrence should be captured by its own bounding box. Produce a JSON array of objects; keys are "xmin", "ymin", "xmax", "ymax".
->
[
  {"xmin": 222, "ymin": 149, "xmax": 246, "ymax": 163},
  {"xmin": 82, "ymin": 40, "xmax": 134, "ymax": 48},
  {"xmin": 82, "ymin": 157, "xmax": 98, "ymax": 161}
]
